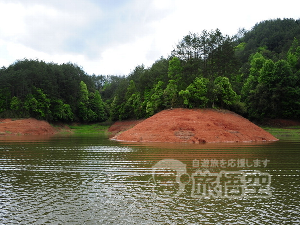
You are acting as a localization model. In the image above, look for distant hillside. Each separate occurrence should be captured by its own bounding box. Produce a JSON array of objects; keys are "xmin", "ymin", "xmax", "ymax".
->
[
  {"xmin": 237, "ymin": 18, "xmax": 300, "ymax": 63},
  {"xmin": 1, "ymin": 18, "xmax": 300, "ymax": 122}
]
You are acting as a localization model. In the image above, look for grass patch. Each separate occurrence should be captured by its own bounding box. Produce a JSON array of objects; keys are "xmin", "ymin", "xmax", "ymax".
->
[
  {"xmin": 286, "ymin": 125, "xmax": 300, "ymax": 129},
  {"xmin": 69, "ymin": 124, "xmax": 110, "ymax": 134},
  {"xmin": 262, "ymin": 126, "xmax": 300, "ymax": 139}
]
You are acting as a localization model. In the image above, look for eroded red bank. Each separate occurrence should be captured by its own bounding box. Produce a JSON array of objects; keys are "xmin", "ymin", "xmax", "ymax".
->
[
  {"xmin": 110, "ymin": 108, "xmax": 278, "ymax": 143},
  {"xmin": 0, "ymin": 118, "xmax": 57, "ymax": 135}
]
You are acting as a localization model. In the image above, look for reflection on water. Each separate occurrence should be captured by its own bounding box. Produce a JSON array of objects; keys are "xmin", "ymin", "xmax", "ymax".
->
[{"xmin": 0, "ymin": 134, "xmax": 300, "ymax": 224}]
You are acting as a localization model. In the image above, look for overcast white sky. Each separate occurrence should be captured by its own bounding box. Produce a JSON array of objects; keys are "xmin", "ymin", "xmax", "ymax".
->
[{"xmin": 0, "ymin": 0, "xmax": 299, "ymax": 75}]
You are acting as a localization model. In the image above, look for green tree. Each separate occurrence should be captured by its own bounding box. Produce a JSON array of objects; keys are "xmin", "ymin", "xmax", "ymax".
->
[
  {"xmin": 126, "ymin": 92, "xmax": 144, "ymax": 119},
  {"xmin": 258, "ymin": 59, "xmax": 275, "ymax": 86},
  {"xmin": 245, "ymin": 83, "xmax": 271, "ymax": 119},
  {"xmin": 110, "ymin": 96, "xmax": 122, "ymax": 121},
  {"xmin": 244, "ymin": 56, "xmax": 300, "ymax": 119},
  {"xmin": 172, "ymin": 32, "xmax": 202, "ymax": 61},
  {"xmin": 32, "ymin": 87, "xmax": 51, "ymax": 119},
  {"xmin": 51, "ymin": 99, "xmax": 74, "ymax": 121},
  {"xmin": 146, "ymin": 81, "xmax": 165, "ymax": 116},
  {"xmin": 179, "ymin": 77, "xmax": 209, "ymax": 108},
  {"xmin": 163, "ymin": 80, "xmax": 178, "ymax": 108},
  {"xmin": 23, "ymin": 94, "xmax": 38, "ymax": 117},
  {"xmin": 106, "ymin": 76, "xmax": 129, "ymax": 120},
  {"xmin": 10, "ymin": 96, "xmax": 21, "ymax": 111},
  {"xmin": 122, "ymin": 80, "xmax": 144, "ymax": 119},
  {"xmin": 210, "ymin": 36, "xmax": 239, "ymax": 81},
  {"xmin": 287, "ymin": 38, "xmax": 300, "ymax": 72},
  {"xmin": 269, "ymin": 60, "xmax": 295, "ymax": 117},
  {"xmin": 137, "ymin": 57, "xmax": 169, "ymax": 93},
  {"xmin": 272, "ymin": 60, "xmax": 293, "ymax": 86},
  {"xmin": 89, "ymin": 91, "xmax": 107, "ymax": 121},
  {"xmin": 213, "ymin": 76, "xmax": 239, "ymax": 108},
  {"xmin": 0, "ymin": 88, "xmax": 10, "ymax": 114},
  {"xmin": 168, "ymin": 57, "xmax": 183, "ymax": 83},
  {"xmin": 78, "ymin": 81, "xmax": 91, "ymax": 122},
  {"xmin": 241, "ymin": 52, "xmax": 266, "ymax": 102},
  {"xmin": 18, "ymin": 88, "xmax": 51, "ymax": 119}
]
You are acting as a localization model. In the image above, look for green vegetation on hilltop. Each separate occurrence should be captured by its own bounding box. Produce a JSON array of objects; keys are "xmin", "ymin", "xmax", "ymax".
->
[
  {"xmin": 0, "ymin": 61, "xmax": 107, "ymax": 122},
  {"xmin": 1, "ymin": 18, "xmax": 300, "ymax": 122}
]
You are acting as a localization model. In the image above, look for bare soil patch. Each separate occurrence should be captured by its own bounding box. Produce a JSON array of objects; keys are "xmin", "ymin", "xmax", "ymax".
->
[
  {"xmin": 108, "ymin": 120, "xmax": 144, "ymax": 137},
  {"xmin": 111, "ymin": 108, "xmax": 278, "ymax": 143},
  {"xmin": 0, "ymin": 118, "xmax": 57, "ymax": 135}
]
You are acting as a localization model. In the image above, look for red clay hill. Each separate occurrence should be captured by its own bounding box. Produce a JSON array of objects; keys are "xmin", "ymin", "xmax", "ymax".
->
[
  {"xmin": 0, "ymin": 118, "xmax": 57, "ymax": 135},
  {"xmin": 110, "ymin": 108, "xmax": 278, "ymax": 143}
]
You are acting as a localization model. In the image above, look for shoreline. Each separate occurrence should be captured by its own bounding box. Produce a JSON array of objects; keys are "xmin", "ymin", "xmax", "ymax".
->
[{"xmin": 1, "ymin": 116, "xmax": 299, "ymax": 141}]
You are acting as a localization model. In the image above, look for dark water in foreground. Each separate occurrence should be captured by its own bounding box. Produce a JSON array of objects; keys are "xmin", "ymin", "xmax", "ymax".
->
[{"xmin": 0, "ymin": 133, "xmax": 299, "ymax": 224}]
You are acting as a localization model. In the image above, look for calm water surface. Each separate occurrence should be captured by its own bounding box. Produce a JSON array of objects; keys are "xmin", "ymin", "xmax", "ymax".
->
[{"xmin": 0, "ymin": 133, "xmax": 299, "ymax": 224}]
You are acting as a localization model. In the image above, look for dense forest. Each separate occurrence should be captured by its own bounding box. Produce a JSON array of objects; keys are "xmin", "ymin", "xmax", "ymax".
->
[{"xmin": 1, "ymin": 18, "xmax": 300, "ymax": 122}]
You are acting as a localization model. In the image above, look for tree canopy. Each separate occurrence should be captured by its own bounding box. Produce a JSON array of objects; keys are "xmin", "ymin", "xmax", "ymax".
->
[{"xmin": 1, "ymin": 18, "xmax": 300, "ymax": 122}]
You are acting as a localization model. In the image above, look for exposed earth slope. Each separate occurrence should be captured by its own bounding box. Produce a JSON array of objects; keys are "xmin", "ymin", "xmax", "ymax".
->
[
  {"xmin": 111, "ymin": 108, "xmax": 278, "ymax": 143},
  {"xmin": 0, "ymin": 118, "xmax": 56, "ymax": 135}
]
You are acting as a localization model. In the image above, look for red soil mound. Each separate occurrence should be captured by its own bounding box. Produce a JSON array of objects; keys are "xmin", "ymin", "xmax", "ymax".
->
[
  {"xmin": 108, "ymin": 120, "xmax": 144, "ymax": 137},
  {"xmin": 0, "ymin": 118, "xmax": 57, "ymax": 135},
  {"xmin": 111, "ymin": 108, "xmax": 278, "ymax": 143}
]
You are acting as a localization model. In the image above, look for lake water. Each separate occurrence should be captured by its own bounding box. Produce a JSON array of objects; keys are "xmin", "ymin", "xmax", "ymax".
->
[{"xmin": 0, "ymin": 132, "xmax": 299, "ymax": 224}]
